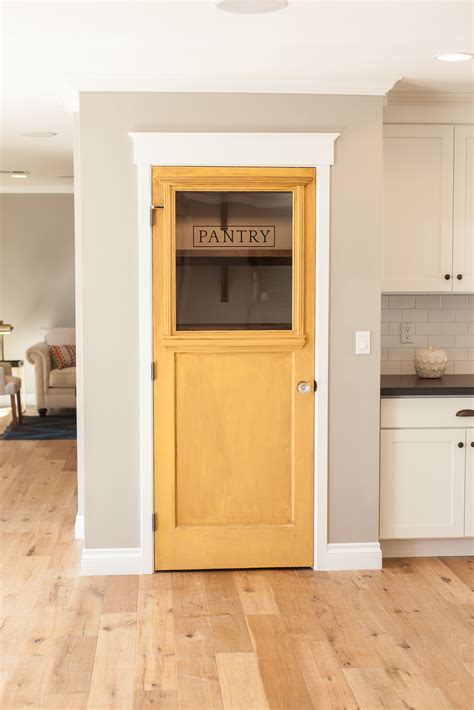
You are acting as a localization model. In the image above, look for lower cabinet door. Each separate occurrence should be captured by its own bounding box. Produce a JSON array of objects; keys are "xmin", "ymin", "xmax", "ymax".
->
[
  {"xmin": 465, "ymin": 430, "xmax": 474, "ymax": 536},
  {"xmin": 380, "ymin": 428, "xmax": 466, "ymax": 539}
]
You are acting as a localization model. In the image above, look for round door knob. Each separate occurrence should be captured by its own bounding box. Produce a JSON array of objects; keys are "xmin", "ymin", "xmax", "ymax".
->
[
  {"xmin": 457, "ymin": 274, "xmax": 463, "ymax": 280},
  {"xmin": 297, "ymin": 381, "xmax": 311, "ymax": 394},
  {"xmin": 444, "ymin": 274, "xmax": 451, "ymax": 280},
  {"xmin": 458, "ymin": 442, "xmax": 464, "ymax": 448},
  {"xmin": 471, "ymin": 442, "xmax": 474, "ymax": 447}
]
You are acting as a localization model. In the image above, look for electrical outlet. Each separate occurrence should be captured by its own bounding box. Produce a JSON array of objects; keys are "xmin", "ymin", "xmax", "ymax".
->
[{"xmin": 401, "ymin": 322, "xmax": 414, "ymax": 344}]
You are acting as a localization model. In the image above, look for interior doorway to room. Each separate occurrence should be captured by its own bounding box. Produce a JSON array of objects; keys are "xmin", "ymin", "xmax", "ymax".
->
[{"xmin": 152, "ymin": 167, "xmax": 316, "ymax": 570}]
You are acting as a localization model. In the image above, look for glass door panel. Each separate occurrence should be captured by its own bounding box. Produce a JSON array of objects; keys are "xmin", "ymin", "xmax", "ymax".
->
[{"xmin": 175, "ymin": 191, "xmax": 293, "ymax": 331}]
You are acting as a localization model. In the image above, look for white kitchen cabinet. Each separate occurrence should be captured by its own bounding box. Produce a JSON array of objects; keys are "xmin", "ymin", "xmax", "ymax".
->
[
  {"xmin": 383, "ymin": 124, "xmax": 454, "ymax": 292},
  {"xmin": 465, "ymin": 435, "xmax": 474, "ymax": 536},
  {"xmin": 380, "ymin": 397, "xmax": 474, "ymax": 540},
  {"xmin": 453, "ymin": 126, "xmax": 474, "ymax": 292},
  {"xmin": 380, "ymin": 428, "xmax": 466, "ymax": 538},
  {"xmin": 382, "ymin": 123, "xmax": 474, "ymax": 293}
]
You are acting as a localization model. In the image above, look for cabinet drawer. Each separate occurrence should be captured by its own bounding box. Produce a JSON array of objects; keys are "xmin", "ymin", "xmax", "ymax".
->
[{"xmin": 381, "ymin": 397, "xmax": 474, "ymax": 429}]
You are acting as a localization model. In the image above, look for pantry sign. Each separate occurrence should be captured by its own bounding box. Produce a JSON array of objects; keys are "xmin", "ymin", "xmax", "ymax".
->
[{"xmin": 192, "ymin": 225, "xmax": 276, "ymax": 249}]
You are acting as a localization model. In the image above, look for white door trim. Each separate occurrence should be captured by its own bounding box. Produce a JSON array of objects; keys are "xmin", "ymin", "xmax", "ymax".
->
[{"xmin": 129, "ymin": 131, "xmax": 339, "ymax": 573}]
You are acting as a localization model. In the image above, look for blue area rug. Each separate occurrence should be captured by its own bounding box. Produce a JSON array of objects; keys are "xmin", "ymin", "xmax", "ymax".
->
[{"xmin": 1, "ymin": 415, "xmax": 77, "ymax": 440}]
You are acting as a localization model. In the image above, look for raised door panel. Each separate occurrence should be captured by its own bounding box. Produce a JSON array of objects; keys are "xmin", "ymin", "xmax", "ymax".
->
[
  {"xmin": 382, "ymin": 124, "xmax": 454, "ymax": 292},
  {"xmin": 465, "ymin": 431, "xmax": 474, "ymax": 537},
  {"xmin": 380, "ymin": 428, "xmax": 465, "ymax": 539},
  {"xmin": 453, "ymin": 126, "xmax": 474, "ymax": 292}
]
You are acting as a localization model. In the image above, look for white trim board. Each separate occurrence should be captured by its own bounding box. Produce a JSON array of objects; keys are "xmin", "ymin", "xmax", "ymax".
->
[
  {"xmin": 97, "ymin": 130, "xmax": 341, "ymax": 578},
  {"xmin": 0, "ymin": 185, "xmax": 74, "ymax": 194},
  {"xmin": 327, "ymin": 543, "xmax": 382, "ymax": 571},
  {"xmin": 381, "ymin": 538, "xmax": 474, "ymax": 558},
  {"xmin": 81, "ymin": 548, "xmax": 143, "ymax": 576},
  {"xmin": 74, "ymin": 514, "xmax": 84, "ymax": 541}
]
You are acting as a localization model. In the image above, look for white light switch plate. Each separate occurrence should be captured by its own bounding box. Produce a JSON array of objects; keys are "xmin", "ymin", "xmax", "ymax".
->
[{"xmin": 356, "ymin": 331, "xmax": 371, "ymax": 355}]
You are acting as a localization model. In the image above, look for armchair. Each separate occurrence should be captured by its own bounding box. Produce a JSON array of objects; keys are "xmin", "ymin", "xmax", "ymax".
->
[
  {"xmin": 26, "ymin": 328, "xmax": 76, "ymax": 416},
  {"xmin": 0, "ymin": 362, "xmax": 22, "ymax": 429}
]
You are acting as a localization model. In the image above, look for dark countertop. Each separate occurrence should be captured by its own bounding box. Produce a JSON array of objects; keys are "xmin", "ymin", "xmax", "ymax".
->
[{"xmin": 381, "ymin": 374, "xmax": 474, "ymax": 397}]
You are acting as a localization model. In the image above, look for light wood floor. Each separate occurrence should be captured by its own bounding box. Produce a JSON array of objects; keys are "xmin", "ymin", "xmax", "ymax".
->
[{"xmin": 1, "ymin": 440, "xmax": 473, "ymax": 709}]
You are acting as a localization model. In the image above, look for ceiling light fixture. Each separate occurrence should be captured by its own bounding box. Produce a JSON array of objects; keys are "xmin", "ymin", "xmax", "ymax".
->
[
  {"xmin": 11, "ymin": 171, "xmax": 29, "ymax": 179},
  {"xmin": 435, "ymin": 52, "xmax": 473, "ymax": 62},
  {"xmin": 20, "ymin": 131, "xmax": 58, "ymax": 138},
  {"xmin": 214, "ymin": 0, "xmax": 287, "ymax": 13}
]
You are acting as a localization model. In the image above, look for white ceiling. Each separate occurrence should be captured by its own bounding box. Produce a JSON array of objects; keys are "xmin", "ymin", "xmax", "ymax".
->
[{"xmin": 1, "ymin": 0, "xmax": 473, "ymax": 189}]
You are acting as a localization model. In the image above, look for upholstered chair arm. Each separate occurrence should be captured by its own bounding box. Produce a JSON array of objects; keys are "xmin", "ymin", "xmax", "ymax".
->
[{"xmin": 26, "ymin": 342, "xmax": 51, "ymax": 407}]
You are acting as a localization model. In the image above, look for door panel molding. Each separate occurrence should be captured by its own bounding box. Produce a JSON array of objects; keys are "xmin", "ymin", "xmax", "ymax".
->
[{"xmin": 127, "ymin": 131, "xmax": 340, "ymax": 576}]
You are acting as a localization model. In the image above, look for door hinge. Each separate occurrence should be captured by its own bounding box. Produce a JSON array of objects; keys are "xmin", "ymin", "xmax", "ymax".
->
[
  {"xmin": 151, "ymin": 361, "xmax": 156, "ymax": 381},
  {"xmin": 152, "ymin": 512, "xmax": 157, "ymax": 531},
  {"xmin": 314, "ymin": 380, "xmax": 318, "ymax": 392},
  {"xmin": 150, "ymin": 205, "xmax": 164, "ymax": 227}
]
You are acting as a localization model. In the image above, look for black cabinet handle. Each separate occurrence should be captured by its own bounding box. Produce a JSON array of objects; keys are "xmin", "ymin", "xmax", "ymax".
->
[
  {"xmin": 444, "ymin": 274, "xmax": 451, "ymax": 280},
  {"xmin": 458, "ymin": 442, "xmax": 464, "ymax": 448},
  {"xmin": 457, "ymin": 274, "xmax": 463, "ymax": 280},
  {"xmin": 456, "ymin": 409, "xmax": 474, "ymax": 417}
]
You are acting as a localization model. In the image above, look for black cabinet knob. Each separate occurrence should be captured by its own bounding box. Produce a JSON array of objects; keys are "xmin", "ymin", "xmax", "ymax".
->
[
  {"xmin": 471, "ymin": 442, "xmax": 474, "ymax": 448},
  {"xmin": 444, "ymin": 274, "xmax": 451, "ymax": 280},
  {"xmin": 457, "ymin": 274, "xmax": 463, "ymax": 280},
  {"xmin": 458, "ymin": 442, "xmax": 464, "ymax": 448}
]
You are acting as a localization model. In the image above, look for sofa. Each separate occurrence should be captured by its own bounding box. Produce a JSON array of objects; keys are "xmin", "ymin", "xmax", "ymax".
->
[{"xmin": 26, "ymin": 327, "xmax": 76, "ymax": 415}]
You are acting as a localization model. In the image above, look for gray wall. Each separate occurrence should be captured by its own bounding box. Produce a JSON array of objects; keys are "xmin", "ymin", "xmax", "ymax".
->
[
  {"xmin": 0, "ymin": 194, "xmax": 75, "ymax": 396},
  {"xmin": 79, "ymin": 92, "xmax": 383, "ymax": 549}
]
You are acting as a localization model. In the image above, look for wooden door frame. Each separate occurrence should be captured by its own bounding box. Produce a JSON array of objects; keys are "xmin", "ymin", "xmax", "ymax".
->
[{"xmin": 130, "ymin": 131, "xmax": 339, "ymax": 573}]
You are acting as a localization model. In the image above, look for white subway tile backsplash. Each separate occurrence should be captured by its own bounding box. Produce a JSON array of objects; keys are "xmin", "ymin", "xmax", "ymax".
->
[
  {"xmin": 455, "ymin": 334, "xmax": 474, "ymax": 348},
  {"xmin": 445, "ymin": 348, "xmax": 468, "ymax": 361},
  {"xmin": 388, "ymin": 348, "xmax": 416, "ymax": 361},
  {"xmin": 402, "ymin": 309, "xmax": 428, "ymax": 322},
  {"xmin": 428, "ymin": 334, "xmax": 455, "ymax": 348},
  {"xmin": 415, "ymin": 295, "xmax": 442, "ymax": 309},
  {"xmin": 442, "ymin": 321, "xmax": 469, "ymax": 335},
  {"xmin": 381, "ymin": 292, "xmax": 474, "ymax": 373},
  {"xmin": 381, "ymin": 309, "xmax": 402, "ymax": 322},
  {"xmin": 388, "ymin": 295, "xmax": 416, "ymax": 309},
  {"xmin": 441, "ymin": 295, "xmax": 469, "ymax": 308},
  {"xmin": 416, "ymin": 322, "xmax": 443, "ymax": 335},
  {"xmin": 455, "ymin": 308, "xmax": 474, "ymax": 321},
  {"xmin": 382, "ymin": 335, "xmax": 403, "ymax": 348},
  {"xmin": 428, "ymin": 309, "xmax": 455, "ymax": 322},
  {"xmin": 381, "ymin": 362, "xmax": 402, "ymax": 375},
  {"xmin": 454, "ymin": 361, "xmax": 474, "ymax": 375}
]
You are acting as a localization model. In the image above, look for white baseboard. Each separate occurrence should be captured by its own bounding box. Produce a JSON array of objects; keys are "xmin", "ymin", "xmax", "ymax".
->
[
  {"xmin": 74, "ymin": 513, "xmax": 84, "ymax": 540},
  {"xmin": 80, "ymin": 547, "xmax": 143, "ymax": 576},
  {"xmin": 381, "ymin": 538, "xmax": 474, "ymax": 558},
  {"xmin": 326, "ymin": 542, "xmax": 382, "ymax": 571}
]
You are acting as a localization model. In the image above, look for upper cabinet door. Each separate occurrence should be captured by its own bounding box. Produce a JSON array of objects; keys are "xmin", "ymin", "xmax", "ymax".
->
[
  {"xmin": 453, "ymin": 126, "xmax": 474, "ymax": 292},
  {"xmin": 383, "ymin": 124, "xmax": 454, "ymax": 293}
]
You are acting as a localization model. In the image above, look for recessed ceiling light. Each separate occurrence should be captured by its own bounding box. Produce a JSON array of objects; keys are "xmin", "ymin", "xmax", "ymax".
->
[
  {"xmin": 214, "ymin": 0, "xmax": 287, "ymax": 13},
  {"xmin": 435, "ymin": 52, "xmax": 473, "ymax": 62},
  {"xmin": 20, "ymin": 131, "xmax": 58, "ymax": 138},
  {"xmin": 11, "ymin": 171, "xmax": 29, "ymax": 179}
]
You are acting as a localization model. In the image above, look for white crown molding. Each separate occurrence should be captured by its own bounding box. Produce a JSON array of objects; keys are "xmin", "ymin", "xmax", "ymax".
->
[
  {"xmin": 81, "ymin": 547, "xmax": 143, "ymax": 575},
  {"xmin": 60, "ymin": 73, "xmax": 401, "ymax": 111},
  {"xmin": 326, "ymin": 542, "xmax": 382, "ymax": 571},
  {"xmin": 0, "ymin": 185, "xmax": 74, "ymax": 194},
  {"xmin": 387, "ymin": 90, "xmax": 474, "ymax": 106}
]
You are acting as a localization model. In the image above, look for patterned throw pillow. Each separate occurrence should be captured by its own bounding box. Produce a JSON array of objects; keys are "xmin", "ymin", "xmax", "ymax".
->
[{"xmin": 49, "ymin": 345, "xmax": 76, "ymax": 370}]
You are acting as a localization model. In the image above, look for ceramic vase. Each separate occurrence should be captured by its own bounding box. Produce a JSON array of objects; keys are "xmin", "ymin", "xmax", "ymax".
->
[{"xmin": 414, "ymin": 346, "xmax": 448, "ymax": 378}]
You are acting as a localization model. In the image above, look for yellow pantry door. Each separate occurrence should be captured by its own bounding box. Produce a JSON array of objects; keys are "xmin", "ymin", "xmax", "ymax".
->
[{"xmin": 152, "ymin": 167, "xmax": 315, "ymax": 570}]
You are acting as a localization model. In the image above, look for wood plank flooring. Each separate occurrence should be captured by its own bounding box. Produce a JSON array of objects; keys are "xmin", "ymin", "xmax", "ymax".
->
[{"xmin": 1, "ymin": 439, "xmax": 473, "ymax": 709}]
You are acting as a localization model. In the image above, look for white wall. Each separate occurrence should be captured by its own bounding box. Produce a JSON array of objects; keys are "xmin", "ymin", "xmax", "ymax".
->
[
  {"xmin": 0, "ymin": 194, "xmax": 75, "ymax": 397},
  {"xmin": 78, "ymin": 92, "xmax": 383, "ymax": 549}
]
